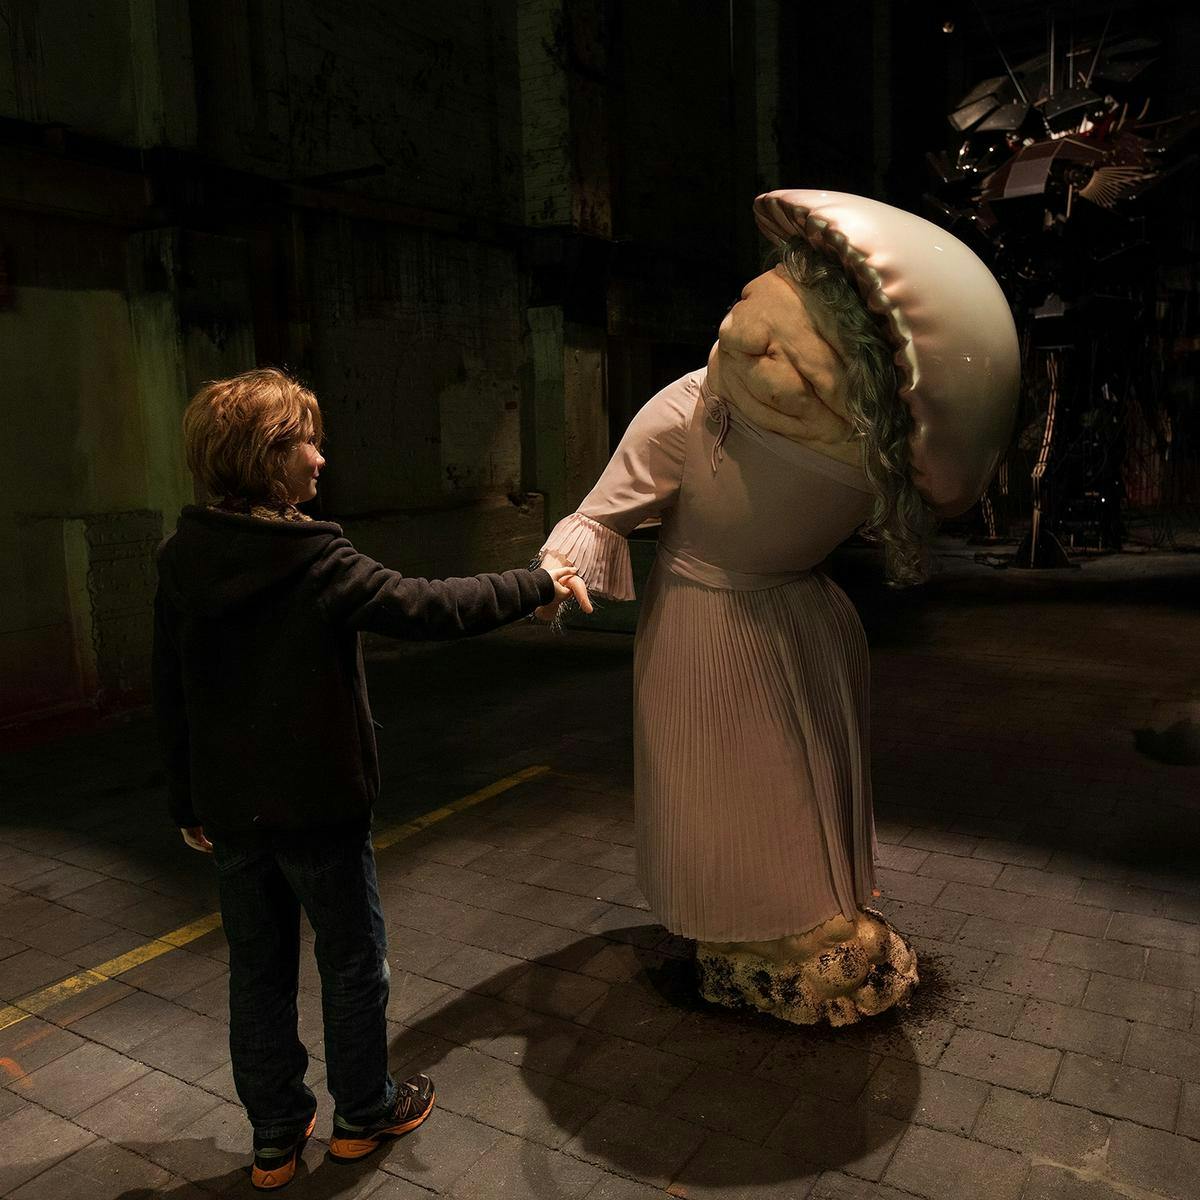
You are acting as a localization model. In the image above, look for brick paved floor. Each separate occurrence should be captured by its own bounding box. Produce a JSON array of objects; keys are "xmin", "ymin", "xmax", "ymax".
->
[{"xmin": 0, "ymin": 541, "xmax": 1198, "ymax": 1199}]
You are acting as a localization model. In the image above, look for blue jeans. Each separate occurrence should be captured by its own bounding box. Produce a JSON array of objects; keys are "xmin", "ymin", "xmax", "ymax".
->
[{"xmin": 211, "ymin": 824, "xmax": 398, "ymax": 1145}]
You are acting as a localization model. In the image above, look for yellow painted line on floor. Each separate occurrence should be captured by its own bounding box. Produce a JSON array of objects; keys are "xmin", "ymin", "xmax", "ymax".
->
[{"xmin": 0, "ymin": 765, "xmax": 551, "ymax": 1034}]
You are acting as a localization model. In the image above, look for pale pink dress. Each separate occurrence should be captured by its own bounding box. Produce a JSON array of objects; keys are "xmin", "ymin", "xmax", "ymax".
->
[{"xmin": 542, "ymin": 369, "xmax": 878, "ymax": 941}]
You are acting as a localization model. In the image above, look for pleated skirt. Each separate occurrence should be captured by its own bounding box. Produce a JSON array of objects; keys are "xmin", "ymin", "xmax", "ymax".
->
[{"xmin": 633, "ymin": 558, "xmax": 877, "ymax": 942}]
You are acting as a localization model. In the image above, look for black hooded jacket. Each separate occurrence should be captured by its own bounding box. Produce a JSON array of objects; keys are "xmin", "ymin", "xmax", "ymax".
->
[{"xmin": 153, "ymin": 505, "xmax": 554, "ymax": 834}]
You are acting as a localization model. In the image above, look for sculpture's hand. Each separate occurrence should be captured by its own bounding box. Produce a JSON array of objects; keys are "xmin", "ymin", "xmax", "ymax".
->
[{"xmin": 535, "ymin": 564, "xmax": 593, "ymax": 622}]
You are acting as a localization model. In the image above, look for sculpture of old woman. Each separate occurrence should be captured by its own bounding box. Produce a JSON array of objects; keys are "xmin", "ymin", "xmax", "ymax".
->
[{"xmin": 541, "ymin": 190, "xmax": 1019, "ymax": 1024}]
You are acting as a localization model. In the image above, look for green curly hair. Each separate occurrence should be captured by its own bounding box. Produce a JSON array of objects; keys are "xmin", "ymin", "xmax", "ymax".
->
[{"xmin": 773, "ymin": 236, "xmax": 936, "ymax": 586}]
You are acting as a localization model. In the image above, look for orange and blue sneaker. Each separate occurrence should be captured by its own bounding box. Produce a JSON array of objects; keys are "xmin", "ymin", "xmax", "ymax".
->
[
  {"xmin": 250, "ymin": 1113, "xmax": 317, "ymax": 1191},
  {"xmin": 328, "ymin": 1073, "xmax": 435, "ymax": 1162}
]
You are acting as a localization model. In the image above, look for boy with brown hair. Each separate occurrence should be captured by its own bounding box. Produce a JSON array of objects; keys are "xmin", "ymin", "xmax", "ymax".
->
[{"xmin": 153, "ymin": 367, "xmax": 587, "ymax": 1189}]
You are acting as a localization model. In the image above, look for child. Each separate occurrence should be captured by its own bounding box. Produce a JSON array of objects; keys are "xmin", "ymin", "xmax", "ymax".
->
[{"xmin": 153, "ymin": 367, "xmax": 589, "ymax": 1190}]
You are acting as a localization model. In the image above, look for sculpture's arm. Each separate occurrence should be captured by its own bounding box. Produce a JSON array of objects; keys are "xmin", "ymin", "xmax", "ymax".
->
[{"xmin": 539, "ymin": 372, "xmax": 696, "ymax": 601}]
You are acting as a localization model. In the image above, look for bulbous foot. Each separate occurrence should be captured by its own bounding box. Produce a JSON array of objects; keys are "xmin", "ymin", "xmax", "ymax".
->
[{"xmin": 695, "ymin": 908, "xmax": 918, "ymax": 1026}]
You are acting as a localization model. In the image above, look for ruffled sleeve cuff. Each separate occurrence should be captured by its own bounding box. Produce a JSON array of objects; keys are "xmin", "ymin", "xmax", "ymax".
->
[{"xmin": 539, "ymin": 513, "xmax": 635, "ymax": 601}]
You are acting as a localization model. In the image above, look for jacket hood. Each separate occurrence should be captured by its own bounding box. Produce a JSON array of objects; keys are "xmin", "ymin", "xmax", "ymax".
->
[{"xmin": 157, "ymin": 506, "xmax": 342, "ymax": 617}]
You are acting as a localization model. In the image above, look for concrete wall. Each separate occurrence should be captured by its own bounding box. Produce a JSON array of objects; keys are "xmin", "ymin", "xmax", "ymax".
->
[{"xmin": 0, "ymin": 0, "xmax": 854, "ymax": 725}]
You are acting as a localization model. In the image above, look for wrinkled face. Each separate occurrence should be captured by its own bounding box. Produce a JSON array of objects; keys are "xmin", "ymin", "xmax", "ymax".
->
[
  {"xmin": 707, "ymin": 265, "xmax": 854, "ymax": 446},
  {"xmin": 283, "ymin": 418, "xmax": 325, "ymax": 503}
]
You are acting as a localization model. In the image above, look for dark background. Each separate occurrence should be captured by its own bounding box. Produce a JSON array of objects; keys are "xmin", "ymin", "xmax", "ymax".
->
[{"xmin": 1, "ymin": 0, "xmax": 1197, "ymax": 726}]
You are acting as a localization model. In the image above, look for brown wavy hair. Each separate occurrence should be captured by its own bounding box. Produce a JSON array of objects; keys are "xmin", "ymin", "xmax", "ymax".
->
[
  {"xmin": 184, "ymin": 368, "xmax": 323, "ymax": 506},
  {"xmin": 774, "ymin": 237, "xmax": 936, "ymax": 586}
]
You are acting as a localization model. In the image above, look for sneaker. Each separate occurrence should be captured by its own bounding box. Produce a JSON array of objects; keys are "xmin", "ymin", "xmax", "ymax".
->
[
  {"xmin": 328, "ymin": 1073, "xmax": 436, "ymax": 1162},
  {"xmin": 251, "ymin": 1113, "xmax": 317, "ymax": 1191}
]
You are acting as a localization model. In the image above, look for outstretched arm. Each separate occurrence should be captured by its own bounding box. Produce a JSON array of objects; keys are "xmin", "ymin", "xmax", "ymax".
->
[
  {"xmin": 540, "ymin": 371, "xmax": 698, "ymax": 600},
  {"xmin": 314, "ymin": 543, "xmax": 558, "ymax": 639}
]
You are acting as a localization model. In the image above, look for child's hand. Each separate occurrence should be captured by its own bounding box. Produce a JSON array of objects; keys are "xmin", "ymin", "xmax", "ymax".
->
[
  {"xmin": 180, "ymin": 826, "xmax": 214, "ymax": 853},
  {"xmin": 536, "ymin": 565, "xmax": 592, "ymax": 621}
]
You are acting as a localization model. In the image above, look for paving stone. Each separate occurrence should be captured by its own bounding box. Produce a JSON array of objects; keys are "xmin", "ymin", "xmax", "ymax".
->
[
  {"xmin": 1144, "ymin": 948, "xmax": 1200, "ymax": 991},
  {"xmin": 902, "ymin": 830, "xmax": 980, "ymax": 857},
  {"xmin": 755, "ymin": 1036, "xmax": 878, "ymax": 1101},
  {"xmin": 423, "ymin": 1043, "xmax": 604, "ymax": 1148},
  {"xmin": 909, "ymin": 936, "xmax": 996, "ymax": 987},
  {"xmin": 982, "ymin": 954, "xmax": 1089, "ymax": 1006},
  {"xmin": 385, "ymin": 970, "xmax": 454, "ymax": 1023},
  {"xmin": 369, "ymin": 1174, "xmax": 444, "ymax": 1199},
  {"xmin": 385, "ymin": 925, "xmax": 461, "ymax": 976},
  {"xmin": 565, "ymin": 1099, "xmax": 706, "ymax": 1187},
  {"xmin": 0, "ymin": 852, "xmax": 62, "ymax": 888},
  {"xmin": 497, "ymin": 963, "xmax": 610, "ymax": 1019},
  {"xmin": 862, "ymin": 1058, "xmax": 989, "ymax": 1135},
  {"xmin": 1020, "ymin": 1164, "xmax": 1136, "ymax": 1200},
  {"xmin": 1042, "ymin": 931, "xmax": 1145, "ymax": 980},
  {"xmin": 142, "ymin": 1098, "xmax": 250, "ymax": 1188},
  {"xmin": 657, "ymin": 1008, "xmax": 780, "ymax": 1073},
  {"xmin": 1052, "ymin": 1052, "xmax": 1181, "ymax": 1130},
  {"xmin": 7, "ymin": 1137, "xmax": 181, "ymax": 1200},
  {"xmin": 376, "ymin": 1106, "xmax": 505, "ymax": 1193},
  {"xmin": 76, "ymin": 1068, "xmax": 223, "ymax": 1141},
  {"xmin": 661, "ymin": 1061, "xmax": 795, "ymax": 1142},
  {"xmin": 1107, "ymin": 911, "xmax": 1200, "ymax": 955},
  {"xmin": 954, "ymin": 915, "xmax": 1053, "ymax": 959},
  {"xmin": 54, "ymin": 878, "xmax": 157, "ymax": 919},
  {"xmin": 16, "ymin": 864, "xmax": 107, "ymax": 902},
  {"xmin": 765, "ymin": 1094, "xmax": 906, "ymax": 1181},
  {"xmin": 577, "ymin": 979, "xmax": 686, "ymax": 1046},
  {"xmin": 839, "ymin": 1012, "xmax": 957, "ymax": 1068},
  {"xmin": 407, "ymin": 832, "xmax": 494, "ymax": 868},
  {"xmin": 938, "ymin": 1028, "xmax": 1060, "ymax": 1094},
  {"xmin": 973, "ymin": 1086, "xmax": 1110, "ymax": 1168},
  {"xmin": 0, "ymin": 1104, "xmax": 97, "ymax": 1194},
  {"xmin": 1016, "ymin": 897, "xmax": 1111, "ymax": 938},
  {"xmin": 875, "ymin": 845, "xmax": 930, "ymax": 874},
  {"xmin": 883, "ymin": 1124, "xmax": 1027, "ymax": 1200},
  {"xmin": 544, "ymin": 937, "xmax": 666, "ymax": 985},
  {"xmin": 0, "ymin": 1086, "xmax": 26, "ymax": 1121},
  {"xmin": 19, "ymin": 912, "xmax": 126, "ymax": 960},
  {"xmin": 575, "ymin": 1173, "xmax": 665, "ymax": 1200},
  {"xmin": 449, "ymin": 1131, "xmax": 603, "ymax": 1200},
  {"xmin": 425, "ymin": 943, "xmax": 529, "ymax": 996},
  {"xmin": 0, "ymin": 1016, "xmax": 84, "ymax": 1080},
  {"xmin": 916, "ymin": 854, "xmax": 1002, "ymax": 887},
  {"xmin": 16, "ymin": 1039, "xmax": 150, "ymax": 1117},
  {"xmin": 935, "ymin": 982, "xmax": 1025, "ymax": 1036},
  {"xmin": 1107, "ymin": 1120, "xmax": 1200, "ymax": 1200},
  {"xmin": 874, "ymin": 867, "xmax": 947, "ymax": 905},
  {"xmin": 1179, "ymin": 1082, "xmax": 1200, "ymax": 1140},
  {"xmin": 935, "ymin": 881, "xmax": 1028, "ymax": 923},
  {"xmin": 1077, "ymin": 880, "xmax": 1167, "ymax": 917},
  {"xmin": 1123, "ymin": 1023, "xmax": 1200, "ymax": 1085},
  {"xmin": 1083, "ymin": 971, "xmax": 1194, "ymax": 1030},
  {"xmin": 176, "ymin": 972, "xmax": 230, "ymax": 1022},
  {"xmin": 668, "ymin": 1133, "xmax": 823, "ymax": 1198},
  {"xmin": 875, "ymin": 898, "xmax": 966, "ymax": 942},
  {"xmin": 970, "ymin": 840, "xmax": 1052, "ymax": 870},
  {"xmin": 0, "ymin": 948, "xmax": 75, "ymax": 1001},
  {"xmin": 1013, "ymin": 999, "xmax": 1129, "ymax": 1061},
  {"xmin": 116, "ymin": 947, "xmax": 228, "ymax": 1000},
  {"xmin": 127, "ymin": 1010, "xmax": 231, "ymax": 1082},
  {"xmin": 108, "ymin": 893, "xmax": 210, "ymax": 938},
  {"xmin": 810, "ymin": 1171, "xmax": 914, "ymax": 1200},
  {"xmin": 554, "ymin": 1033, "xmax": 696, "ymax": 1108},
  {"xmin": 994, "ymin": 864, "xmax": 1081, "ymax": 900}
]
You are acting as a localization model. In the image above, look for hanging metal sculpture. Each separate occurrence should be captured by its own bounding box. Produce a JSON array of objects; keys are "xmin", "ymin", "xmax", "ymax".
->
[{"xmin": 925, "ymin": 13, "xmax": 1197, "ymax": 564}]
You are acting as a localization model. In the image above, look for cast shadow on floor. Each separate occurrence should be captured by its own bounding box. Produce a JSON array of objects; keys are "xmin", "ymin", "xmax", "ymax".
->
[{"xmin": 96, "ymin": 928, "xmax": 923, "ymax": 1199}]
